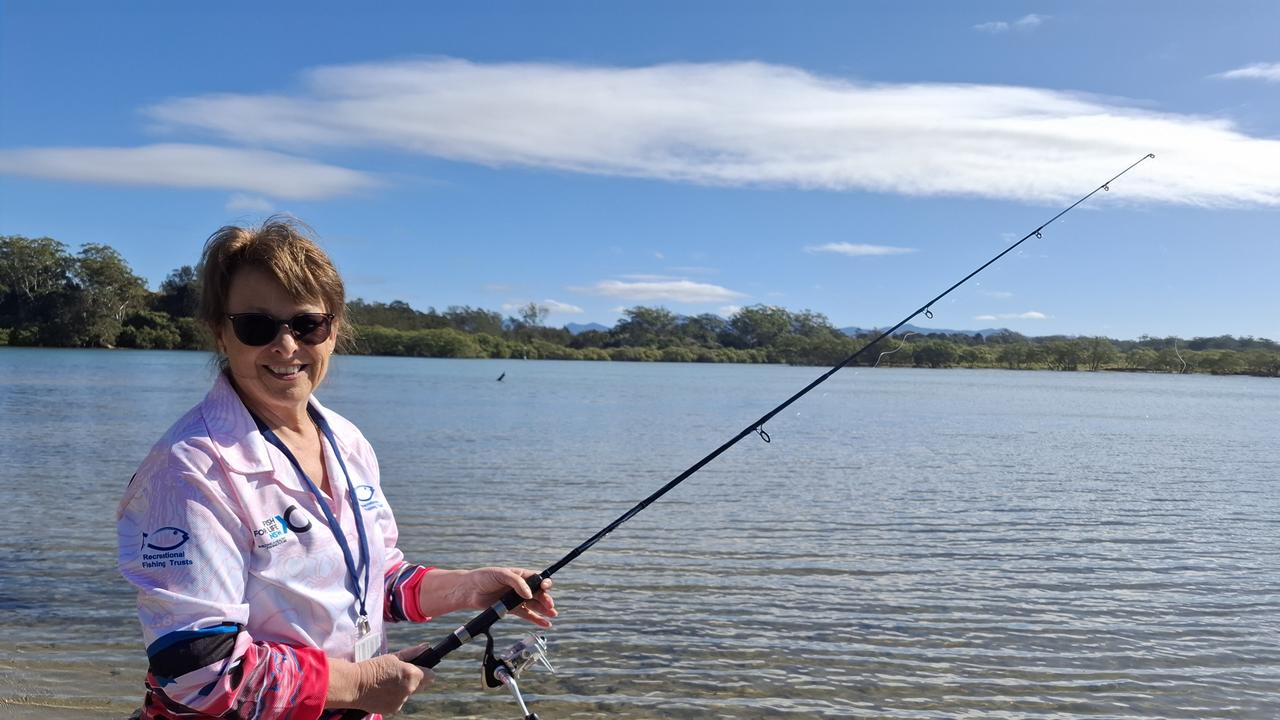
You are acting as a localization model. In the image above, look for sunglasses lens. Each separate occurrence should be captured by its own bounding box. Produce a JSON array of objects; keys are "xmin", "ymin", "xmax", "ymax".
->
[
  {"xmin": 230, "ymin": 315, "xmax": 279, "ymax": 346},
  {"xmin": 292, "ymin": 314, "xmax": 331, "ymax": 344}
]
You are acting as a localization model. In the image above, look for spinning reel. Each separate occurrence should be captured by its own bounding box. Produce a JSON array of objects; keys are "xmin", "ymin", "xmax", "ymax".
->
[{"xmin": 480, "ymin": 631, "xmax": 555, "ymax": 720}]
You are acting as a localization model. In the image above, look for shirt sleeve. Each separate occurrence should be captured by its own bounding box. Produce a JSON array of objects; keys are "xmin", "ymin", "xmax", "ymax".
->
[{"xmin": 118, "ymin": 445, "xmax": 328, "ymax": 719}]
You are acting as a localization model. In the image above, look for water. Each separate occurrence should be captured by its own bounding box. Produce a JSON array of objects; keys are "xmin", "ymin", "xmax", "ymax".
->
[{"xmin": 1, "ymin": 347, "xmax": 1277, "ymax": 719}]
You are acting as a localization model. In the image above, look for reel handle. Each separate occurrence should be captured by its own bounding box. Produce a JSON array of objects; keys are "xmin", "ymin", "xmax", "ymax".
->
[{"xmin": 335, "ymin": 573, "xmax": 546, "ymax": 720}]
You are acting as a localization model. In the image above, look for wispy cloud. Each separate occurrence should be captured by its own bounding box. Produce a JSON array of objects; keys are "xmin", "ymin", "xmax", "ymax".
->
[
  {"xmin": 719, "ymin": 305, "xmax": 743, "ymax": 318},
  {"xmin": 501, "ymin": 299, "xmax": 585, "ymax": 314},
  {"xmin": 226, "ymin": 193, "xmax": 276, "ymax": 213},
  {"xmin": 571, "ymin": 278, "xmax": 747, "ymax": 304},
  {"xmin": 541, "ymin": 299, "xmax": 584, "ymax": 314},
  {"xmin": 979, "ymin": 290, "xmax": 1014, "ymax": 299},
  {"xmin": 618, "ymin": 273, "xmax": 684, "ymax": 282},
  {"xmin": 0, "ymin": 144, "xmax": 376, "ymax": 199},
  {"xmin": 974, "ymin": 311, "xmax": 1047, "ymax": 320},
  {"xmin": 974, "ymin": 14, "xmax": 1049, "ymax": 33},
  {"xmin": 805, "ymin": 242, "xmax": 917, "ymax": 256},
  {"xmin": 134, "ymin": 58, "xmax": 1280, "ymax": 207},
  {"xmin": 1213, "ymin": 62, "xmax": 1280, "ymax": 82},
  {"xmin": 666, "ymin": 265, "xmax": 718, "ymax": 276}
]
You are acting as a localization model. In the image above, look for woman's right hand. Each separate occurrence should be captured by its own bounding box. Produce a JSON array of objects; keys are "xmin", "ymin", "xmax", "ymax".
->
[{"xmin": 326, "ymin": 652, "xmax": 435, "ymax": 715}]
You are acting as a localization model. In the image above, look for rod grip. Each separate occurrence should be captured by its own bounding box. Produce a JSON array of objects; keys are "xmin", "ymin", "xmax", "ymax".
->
[
  {"xmin": 408, "ymin": 572, "xmax": 545, "ymax": 667},
  {"xmin": 335, "ymin": 573, "xmax": 545, "ymax": 718}
]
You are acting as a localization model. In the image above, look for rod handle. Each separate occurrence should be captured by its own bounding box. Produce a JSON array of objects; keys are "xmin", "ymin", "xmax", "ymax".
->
[
  {"xmin": 409, "ymin": 572, "xmax": 546, "ymax": 667},
  {"xmin": 335, "ymin": 573, "xmax": 546, "ymax": 718}
]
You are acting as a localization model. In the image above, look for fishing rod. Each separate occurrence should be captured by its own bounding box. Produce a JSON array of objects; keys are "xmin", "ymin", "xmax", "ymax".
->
[{"xmin": 347, "ymin": 153, "xmax": 1155, "ymax": 719}]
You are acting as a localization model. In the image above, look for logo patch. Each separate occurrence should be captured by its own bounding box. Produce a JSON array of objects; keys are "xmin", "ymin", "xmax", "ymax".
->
[
  {"xmin": 254, "ymin": 504, "xmax": 311, "ymax": 550},
  {"xmin": 142, "ymin": 526, "xmax": 190, "ymax": 551},
  {"xmin": 139, "ymin": 527, "xmax": 194, "ymax": 570},
  {"xmin": 354, "ymin": 485, "xmax": 383, "ymax": 511}
]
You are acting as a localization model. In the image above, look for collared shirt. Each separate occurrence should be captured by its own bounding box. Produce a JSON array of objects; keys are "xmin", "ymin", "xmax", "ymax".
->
[{"xmin": 118, "ymin": 373, "xmax": 430, "ymax": 720}]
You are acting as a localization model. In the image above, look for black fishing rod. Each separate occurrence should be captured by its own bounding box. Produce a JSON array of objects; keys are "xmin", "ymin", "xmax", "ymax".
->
[{"xmin": 344, "ymin": 153, "xmax": 1155, "ymax": 718}]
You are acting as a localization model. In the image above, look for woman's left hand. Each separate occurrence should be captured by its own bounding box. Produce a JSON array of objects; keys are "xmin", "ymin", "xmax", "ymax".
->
[{"xmin": 418, "ymin": 567, "xmax": 557, "ymax": 627}]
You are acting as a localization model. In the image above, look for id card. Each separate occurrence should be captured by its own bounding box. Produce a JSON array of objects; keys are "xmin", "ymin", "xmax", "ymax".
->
[{"xmin": 354, "ymin": 616, "xmax": 379, "ymax": 662}]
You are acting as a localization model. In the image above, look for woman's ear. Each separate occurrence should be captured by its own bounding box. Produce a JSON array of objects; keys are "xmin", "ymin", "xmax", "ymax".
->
[{"xmin": 210, "ymin": 322, "xmax": 226, "ymax": 354}]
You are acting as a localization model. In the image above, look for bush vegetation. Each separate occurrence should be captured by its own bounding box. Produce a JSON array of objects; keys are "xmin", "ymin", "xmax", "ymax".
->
[{"xmin": 2, "ymin": 234, "xmax": 1276, "ymax": 377}]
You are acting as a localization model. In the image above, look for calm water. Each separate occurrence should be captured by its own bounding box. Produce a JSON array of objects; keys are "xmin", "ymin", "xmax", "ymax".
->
[{"xmin": 1, "ymin": 347, "xmax": 1277, "ymax": 719}]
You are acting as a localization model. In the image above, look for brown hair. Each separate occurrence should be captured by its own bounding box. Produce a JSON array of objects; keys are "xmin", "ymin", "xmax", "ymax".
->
[{"xmin": 198, "ymin": 216, "xmax": 352, "ymax": 354}]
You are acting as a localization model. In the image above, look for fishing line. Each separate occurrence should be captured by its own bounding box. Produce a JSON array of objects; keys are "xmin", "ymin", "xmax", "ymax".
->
[
  {"xmin": 396, "ymin": 153, "xmax": 1157, "ymax": 685},
  {"xmin": 1173, "ymin": 339, "xmax": 1188, "ymax": 373},
  {"xmin": 874, "ymin": 332, "xmax": 917, "ymax": 368}
]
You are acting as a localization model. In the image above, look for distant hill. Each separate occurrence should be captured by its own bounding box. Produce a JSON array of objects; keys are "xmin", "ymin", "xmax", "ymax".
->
[
  {"xmin": 840, "ymin": 323, "xmax": 1009, "ymax": 337},
  {"xmin": 565, "ymin": 322, "xmax": 611, "ymax": 335}
]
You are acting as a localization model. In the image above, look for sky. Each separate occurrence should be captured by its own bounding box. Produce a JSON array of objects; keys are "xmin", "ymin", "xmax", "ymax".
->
[{"xmin": 1, "ymin": 1, "xmax": 1277, "ymax": 340}]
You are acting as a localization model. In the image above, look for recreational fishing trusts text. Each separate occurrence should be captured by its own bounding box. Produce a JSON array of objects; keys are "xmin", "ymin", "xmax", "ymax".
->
[{"xmin": 141, "ymin": 551, "xmax": 192, "ymax": 568}]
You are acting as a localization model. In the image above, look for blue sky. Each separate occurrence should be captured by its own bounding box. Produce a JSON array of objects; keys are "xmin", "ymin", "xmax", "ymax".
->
[{"xmin": 2, "ymin": 1, "xmax": 1277, "ymax": 340}]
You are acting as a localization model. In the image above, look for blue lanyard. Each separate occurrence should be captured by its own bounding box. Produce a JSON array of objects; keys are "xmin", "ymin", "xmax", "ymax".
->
[{"xmin": 254, "ymin": 406, "xmax": 371, "ymax": 623}]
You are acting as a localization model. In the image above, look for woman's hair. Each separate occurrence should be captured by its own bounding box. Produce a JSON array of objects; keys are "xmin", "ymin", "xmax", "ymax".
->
[{"xmin": 197, "ymin": 216, "xmax": 352, "ymax": 353}]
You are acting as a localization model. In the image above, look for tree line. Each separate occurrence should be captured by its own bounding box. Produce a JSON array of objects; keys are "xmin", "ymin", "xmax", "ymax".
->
[{"xmin": 2, "ymin": 234, "xmax": 1277, "ymax": 377}]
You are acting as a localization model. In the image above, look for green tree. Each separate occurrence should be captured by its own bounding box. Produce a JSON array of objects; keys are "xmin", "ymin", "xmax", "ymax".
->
[
  {"xmin": 678, "ymin": 313, "xmax": 728, "ymax": 346},
  {"xmin": 912, "ymin": 340, "xmax": 958, "ymax": 368},
  {"xmin": 0, "ymin": 235, "xmax": 74, "ymax": 328},
  {"xmin": 614, "ymin": 306, "xmax": 678, "ymax": 347},
  {"xmin": 1082, "ymin": 336, "xmax": 1118, "ymax": 371},
  {"xmin": 1043, "ymin": 340, "xmax": 1083, "ymax": 371},
  {"xmin": 156, "ymin": 265, "xmax": 200, "ymax": 318},
  {"xmin": 1124, "ymin": 347, "xmax": 1158, "ymax": 370},
  {"xmin": 444, "ymin": 305, "xmax": 504, "ymax": 335},
  {"xmin": 724, "ymin": 305, "xmax": 792, "ymax": 349},
  {"xmin": 73, "ymin": 243, "xmax": 150, "ymax": 347},
  {"xmin": 518, "ymin": 302, "xmax": 550, "ymax": 327}
]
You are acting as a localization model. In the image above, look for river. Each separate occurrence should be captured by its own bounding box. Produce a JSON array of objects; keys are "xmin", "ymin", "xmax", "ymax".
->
[{"xmin": 1, "ymin": 347, "xmax": 1277, "ymax": 718}]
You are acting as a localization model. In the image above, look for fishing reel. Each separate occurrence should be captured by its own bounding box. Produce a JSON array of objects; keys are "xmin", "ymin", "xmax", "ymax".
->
[{"xmin": 481, "ymin": 631, "xmax": 555, "ymax": 720}]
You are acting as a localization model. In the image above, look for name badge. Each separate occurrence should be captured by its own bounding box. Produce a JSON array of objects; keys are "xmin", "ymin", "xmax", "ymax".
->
[{"xmin": 354, "ymin": 615, "xmax": 379, "ymax": 662}]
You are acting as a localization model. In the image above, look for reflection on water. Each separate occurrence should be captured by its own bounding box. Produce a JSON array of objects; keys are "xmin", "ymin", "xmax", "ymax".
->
[{"xmin": 1, "ymin": 348, "xmax": 1278, "ymax": 718}]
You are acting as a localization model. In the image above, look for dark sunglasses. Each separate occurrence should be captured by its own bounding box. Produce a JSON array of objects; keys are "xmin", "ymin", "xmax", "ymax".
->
[{"xmin": 225, "ymin": 312, "xmax": 335, "ymax": 347}]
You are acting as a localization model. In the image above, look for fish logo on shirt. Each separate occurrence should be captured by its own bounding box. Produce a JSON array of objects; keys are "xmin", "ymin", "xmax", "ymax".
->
[
  {"xmin": 355, "ymin": 485, "xmax": 383, "ymax": 510},
  {"xmin": 142, "ymin": 527, "xmax": 190, "ymax": 552}
]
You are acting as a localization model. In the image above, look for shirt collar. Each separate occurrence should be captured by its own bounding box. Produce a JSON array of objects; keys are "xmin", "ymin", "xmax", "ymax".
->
[
  {"xmin": 200, "ymin": 373, "xmax": 276, "ymax": 477},
  {"xmin": 200, "ymin": 374, "xmax": 349, "ymax": 489}
]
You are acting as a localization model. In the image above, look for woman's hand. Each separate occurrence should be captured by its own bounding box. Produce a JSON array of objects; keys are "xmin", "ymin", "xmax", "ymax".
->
[
  {"xmin": 417, "ymin": 567, "xmax": 557, "ymax": 627},
  {"xmin": 325, "ymin": 652, "xmax": 435, "ymax": 715}
]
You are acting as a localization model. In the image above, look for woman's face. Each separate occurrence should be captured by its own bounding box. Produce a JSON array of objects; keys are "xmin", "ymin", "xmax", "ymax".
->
[{"xmin": 217, "ymin": 266, "xmax": 338, "ymax": 419}]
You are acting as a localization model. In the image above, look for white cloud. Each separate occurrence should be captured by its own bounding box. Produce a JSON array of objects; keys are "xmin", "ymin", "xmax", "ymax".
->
[
  {"xmin": 226, "ymin": 193, "xmax": 276, "ymax": 213},
  {"xmin": 0, "ymin": 144, "xmax": 376, "ymax": 199},
  {"xmin": 1214, "ymin": 62, "xmax": 1280, "ymax": 82},
  {"xmin": 980, "ymin": 290, "xmax": 1014, "ymax": 299},
  {"xmin": 133, "ymin": 58, "xmax": 1280, "ymax": 207},
  {"xmin": 618, "ymin": 273, "xmax": 683, "ymax": 282},
  {"xmin": 805, "ymin": 242, "xmax": 917, "ymax": 256},
  {"xmin": 571, "ymin": 279, "xmax": 747, "ymax": 304},
  {"xmin": 974, "ymin": 311, "xmax": 1048, "ymax": 321},
  {"xmin": 719, "ymin": 305, "xmax": 743, "ymax": 318},
  {"xmin": 541, "ymin": 299, "xmax": 584, "ymax": 314},
  {"xmin": 975, "ymin": 14, "xmax": 1048, "ymax": 33},
  {"xmin": 666, "ymin": 265, "xmax": 717, "ymax": 276},
  {"xmin": 501, "ymin": 299, "xmax": 585, "ymax": 314}
]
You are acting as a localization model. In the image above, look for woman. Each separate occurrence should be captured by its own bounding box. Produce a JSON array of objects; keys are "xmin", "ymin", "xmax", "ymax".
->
[{"xmin": 117, "ymin": 218, "xmax": 555, "ymax": 719}]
